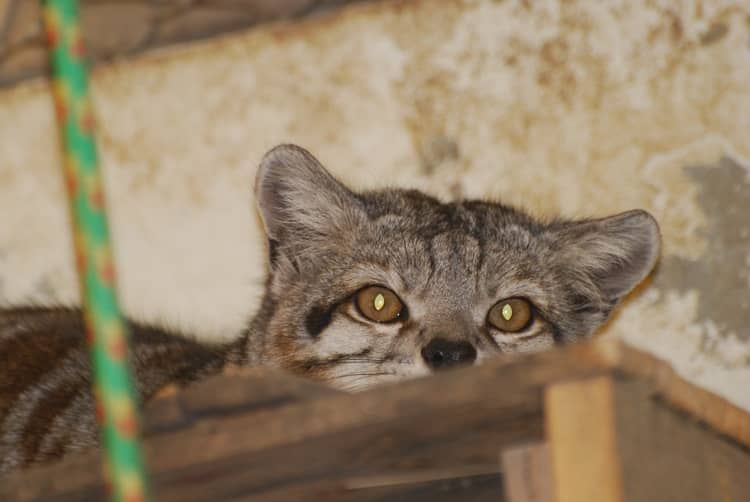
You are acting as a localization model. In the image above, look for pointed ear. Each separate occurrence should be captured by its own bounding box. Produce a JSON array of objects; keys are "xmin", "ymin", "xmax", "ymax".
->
[
  {"xmin": 254, "ymin": 144, "xmax": 360, "ymax": 252},
  {"xmin": 555, "ymin": 210, "xmax": 661, "ymax": 304}
]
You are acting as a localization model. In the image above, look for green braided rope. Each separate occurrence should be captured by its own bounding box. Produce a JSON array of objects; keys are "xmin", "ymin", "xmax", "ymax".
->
[{"xmin": 41, "ymin": 1, "xmax": 150, "ymax": 500}]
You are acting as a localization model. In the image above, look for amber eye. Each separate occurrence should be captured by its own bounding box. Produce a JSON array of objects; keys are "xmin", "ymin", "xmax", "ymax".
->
[
  {"xmin": 355, "ymin": 286, "xmax": 404, "ymax": 323},
  {"xmin": 487, "ymin": 298, "xmax": 533, "ymax": 332}
]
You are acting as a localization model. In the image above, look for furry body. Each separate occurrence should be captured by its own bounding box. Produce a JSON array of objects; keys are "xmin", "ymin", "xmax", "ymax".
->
[{"xmin": 0, "ymin": 144, "xmax": 660, "ymax": 472}]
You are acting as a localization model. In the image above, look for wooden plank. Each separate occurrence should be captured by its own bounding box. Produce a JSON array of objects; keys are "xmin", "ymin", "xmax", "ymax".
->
[
  {"xmin": 0, "ymin": 369, "xmax": 342, "ymax": 501},
  {"xmin": 1, "ymin": 343, "xmax": 612, "ymax": 500},
  {"xmin": 544, "ymin": 376, "xmax": 623, "ymax": 502},
  {"xmin": 229, "ymin": 470, "xmax": 505, "ymax": 502},
  {"xmin": 312, "ymin": 472, "xmax": 504, "ymax": 502},
  {"xmin": 343, "ymin": 464, "xmax": 501, "ymax": 490},
  {"xmin": 6, "ymin": 340, "xmax": 750, "ymax": 501},
  {"xmin": 1, "ymin": 392, "xmax": 538, "ymax": 501},
  {"xmin": 501, "ymin": 442, "xmax": 552, "ymax": 502},
  {"xmin": 340, "ymin": 472, "xmax": 504, "ymax": 502},
  {"xmin": 144, "ymin": 367, "xmax": 341, "ymax": 434},
  {"xmin": 142, "ymin": 407, "xmax": 536, "ymax": 501},
  {"xmin": 597, "ymin": 340, "xmax": 750, "ymax": 449},
  {"xmin": 613, "ymin": 379, "xmax": 750, "ymax": 502}
]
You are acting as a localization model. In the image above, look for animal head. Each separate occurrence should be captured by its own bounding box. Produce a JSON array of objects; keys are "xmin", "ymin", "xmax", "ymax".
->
[{"xmin": 251, "ymin": 144, "xmax": 660, "ymax": 390}]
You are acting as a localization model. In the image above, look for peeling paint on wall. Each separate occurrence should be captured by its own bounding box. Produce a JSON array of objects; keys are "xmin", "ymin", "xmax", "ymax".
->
[{"xmin": 657, "ymin": 156, "xmax": 750, "ymax": 340}]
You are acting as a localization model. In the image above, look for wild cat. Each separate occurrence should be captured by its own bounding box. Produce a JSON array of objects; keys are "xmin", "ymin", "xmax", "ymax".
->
[{"xmin": 0, "ymin": 144, "xmax": 660, "ymax": 472}]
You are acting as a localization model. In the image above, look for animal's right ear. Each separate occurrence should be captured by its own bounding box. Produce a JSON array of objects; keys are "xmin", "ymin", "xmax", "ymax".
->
[
  {"xmin": 552, "ymin": 209, "xmax": 661, "ymax": 305},
  {"xmin": 254, "ymin": 144, "xmax": 360, "ymax": 261}
]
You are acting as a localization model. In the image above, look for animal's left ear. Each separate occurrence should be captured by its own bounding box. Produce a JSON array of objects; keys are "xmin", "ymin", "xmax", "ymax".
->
[
  {"xmin": 254, "ymin": 144, "xmax": 362, "ymax": 268},
  {"xmin": 553, "ymin": 210, "xmax": 661, "ymax": 304}
]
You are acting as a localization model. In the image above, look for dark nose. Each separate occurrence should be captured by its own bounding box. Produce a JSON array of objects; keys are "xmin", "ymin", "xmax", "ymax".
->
[{"xmin": 421, "ymin": 338, "xmax": 477, "ymax": 371}]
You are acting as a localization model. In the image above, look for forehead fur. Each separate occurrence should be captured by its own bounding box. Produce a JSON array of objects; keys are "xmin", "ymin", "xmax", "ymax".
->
[
  {"xmin": 270, "ymin": 186, "xmax": 573, "ymax": 335},
  {"xmin": 313, "ymin": 188, "xmax": 553, "ymax": 292}
]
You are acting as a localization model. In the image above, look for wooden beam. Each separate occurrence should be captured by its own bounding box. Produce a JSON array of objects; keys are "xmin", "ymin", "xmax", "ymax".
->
[
  {"xmin": 600, "ymin": 341, "xmax": 750, "ymax": 449},
  {"xmin": 143, "ymin": 367, "xmax": 342, "ymax": 434},
  {"xmin": 614, "ymin": 380, "xmax": 750, "ymax": 502},
  {"xmin": 3, "ymin": 342, "xmax": 609, "ymax": 500},
  {"xmin": 501, "ymin": 442, "xmax": 553, "ymax": 502},
  {"xmin": 544, "ymin": 376, "xmax": 623, "ymax": 502},
  {"xmin": 544, "ymin": 370, "xmax": 750, "ymax": 502},
  {"xmin": 4, "ymin": 340, "xmax": 750, "ymax": 501}
]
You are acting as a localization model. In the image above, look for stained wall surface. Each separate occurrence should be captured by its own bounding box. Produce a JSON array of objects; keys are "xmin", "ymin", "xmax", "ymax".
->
[
  {"xmin": 1, "ymin": 0, "xmax": 749, "ymax": 408},
  {"xmin": 0, "ymin": 0, "xmax": 365, "ymax": 85}
]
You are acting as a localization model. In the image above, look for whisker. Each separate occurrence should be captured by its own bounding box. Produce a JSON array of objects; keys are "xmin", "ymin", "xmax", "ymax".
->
[
  {"xmin": 300, "ymin": 356, "xmax": 390, "ymax": 370},
  {"xmin": 327, "ymin": 359, "xmax": 389, "ymax": 365},
  {"xmin": 325, "ymin": 371, "xmax": 393, "ymax": 380},
  {"xmin": 330, "ymin": 372, "xmax": 398, "ymax": 392}
]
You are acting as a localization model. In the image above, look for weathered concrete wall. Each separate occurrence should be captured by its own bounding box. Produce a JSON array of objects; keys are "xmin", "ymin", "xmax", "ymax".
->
[
  {"xmin": 0, "ymin": 0, "xmax": 366, "ymax": 86},
  {"xmin": 1, "ymin": 0, "xmax": 749, "ymax": 408}
]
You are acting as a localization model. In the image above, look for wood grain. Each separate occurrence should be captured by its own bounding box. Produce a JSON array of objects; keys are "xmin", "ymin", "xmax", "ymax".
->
[
  {"xmin": 598, "ymin": 340, "xmax": 750, "ymax": 449},
  {"xmin": 614, "ymin": 379, "xmax": 750, "ymax": 502},
  {"xmin": 501, "ymin": 442, "xmax": 552, "ymax": 502},
  {"xmin": 3, "ymin": 340, "xmax": 750, "ymax": 501},
  {"xmin": 545, "ymin": 375, "xmax": 623, "ymax": 502},
  {"xmin": 3, "ymin": 343, "xmax": 604, "ymax": 500}
]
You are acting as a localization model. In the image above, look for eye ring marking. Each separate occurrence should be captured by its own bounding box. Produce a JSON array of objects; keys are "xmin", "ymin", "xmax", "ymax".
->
[
  {"xmin": 487, "ymin": 298, "xmax": 533, "ymax": 333},
  {"xmin": 354, "ymin": 286, "xmax": 406, "ymax": 323}
]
